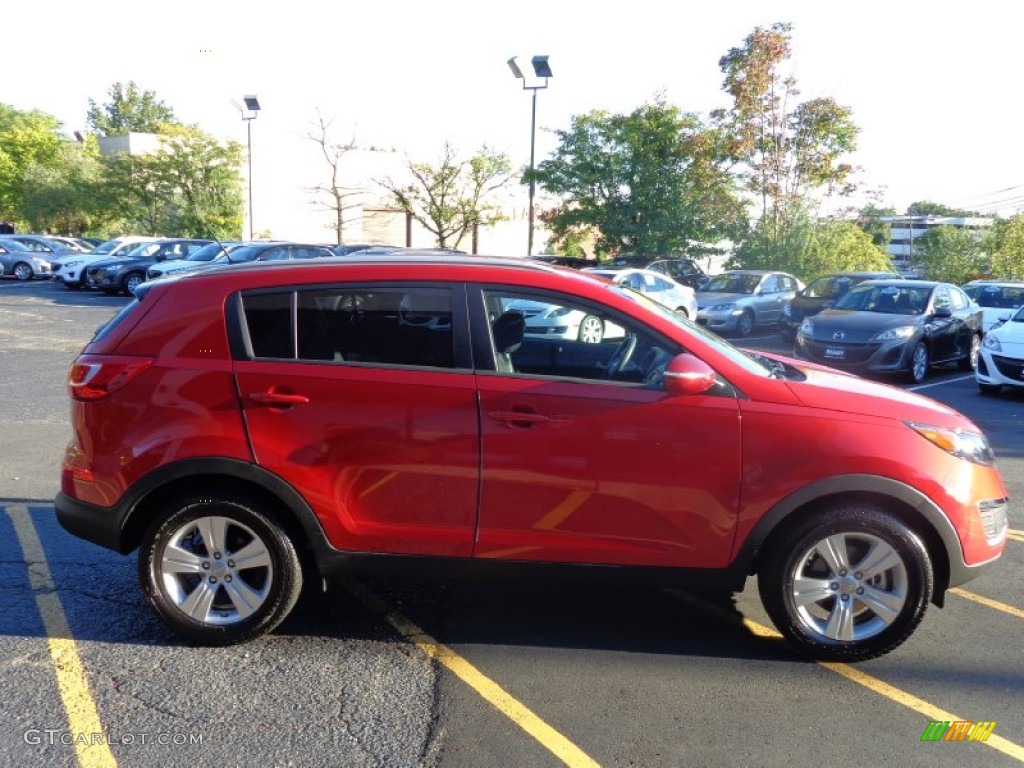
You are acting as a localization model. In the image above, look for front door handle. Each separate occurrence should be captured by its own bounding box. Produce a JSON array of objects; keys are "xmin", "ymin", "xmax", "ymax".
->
[{"xmin": 249, "ymin": 391, "xmax": 310, "ymax": 406}]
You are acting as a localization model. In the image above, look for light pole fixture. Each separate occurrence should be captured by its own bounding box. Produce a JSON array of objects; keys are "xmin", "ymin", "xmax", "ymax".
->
[
  {"xmin": 241, "ymin": 95, "xmax": 261, "ymax": 239},
  {"xmin": 508, "ymin": 55, "xmax": 552, "ymax": 256}
]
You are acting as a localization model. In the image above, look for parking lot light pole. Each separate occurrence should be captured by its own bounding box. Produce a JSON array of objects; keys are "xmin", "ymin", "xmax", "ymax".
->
[
  {"xmin": 508, "ymin": 55, "xmax": 552, "ymax": 256},
  {"xmin": 242, "ymin": 95, "xmax": 261, "ymax": 240}
]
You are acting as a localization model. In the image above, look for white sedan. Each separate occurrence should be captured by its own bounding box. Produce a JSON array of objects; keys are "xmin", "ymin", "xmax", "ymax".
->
[
  {"xmin": 976, "ymin": 306, "xmax": 1024, "ymax": 395},
  {"xmin": 582, "ymin": 267, "xmax": 698, "ymax": 320}
]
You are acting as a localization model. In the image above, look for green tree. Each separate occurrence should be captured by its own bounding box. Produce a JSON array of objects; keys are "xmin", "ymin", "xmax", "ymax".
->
[
  {"xmin": 531, "ymin": 99, "xmax": 746, "ymax": 258},
  {"xmin": 715, "ymin": 22, "xmax": 859, "ymax": 265},
  {"xmin": 732, "ymin": 212, "xmax": 891, "ymax": 280},
  {"xmin": 87, "ymin": 81, "xmax": 177, "ymax": 136},
  {"xmin": 906, "ymin": 200, "xmax": 978, "ymax": 217},
  {"xmin": 22, "ymin": 138, "xmax": 106, "ymax": 235},
  {"xmin": 376, "ymin": 144, "xmax": 512, "ymax": 250},
  {"xmin": 857, "ymin": 203, "xmax": 896, "ymax": 249},
  {"xmin": 986, "ymin": 215, "xmax": 1024, "ymax": 278},
  {"xmin": 0, "ymin": 104, "xmax": 63, "ymax": 226},
  {"xmin": 916, "ymin": 225, "xmax": 987, "ymax": 283},
  {"xmin": 99, "ymin": 125, "xmax": 244, "ymax": 238}
]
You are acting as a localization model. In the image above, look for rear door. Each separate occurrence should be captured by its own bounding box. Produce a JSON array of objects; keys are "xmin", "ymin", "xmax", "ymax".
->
[{"xmin": 232, "ymin": 282, "xmax": 480, "ymax": 557}]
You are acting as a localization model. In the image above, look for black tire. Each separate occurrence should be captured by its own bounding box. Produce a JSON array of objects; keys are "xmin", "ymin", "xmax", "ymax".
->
[
  {"xmin": 978, "ymin": 382, "xmax": 1002, "ymax": 396},
  {"xmin": 758, "ymin": 505, "xmax": 933, "ymax": 662},
  {"xmin": 959, "ymin": 334, "xmax": 981, "ymax": 371},
  {"xmin": 908, "ymin": 342, "xmax": 929, "ymax": 384},
  {"xmin": 138, "ymin": 493, "xmax": 303, "ymax": 646},
  {"xmin": 122, "ymin": 271, "xmax": 145, "ymax": 295},
  {"xmin": 736, "ymin": 310, "xmax": 754, "ymax": 337}
]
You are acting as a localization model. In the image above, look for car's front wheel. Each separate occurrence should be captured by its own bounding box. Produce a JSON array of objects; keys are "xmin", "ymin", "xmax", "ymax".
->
[
  {"xmin": 908, "ymin": 342, "xmax": 929, "ymax": 383},
  {"xmin": 122, "ymin": 272, "xmax": 145, "ymax": 295},
  {"xmin": 139, "ymin": 494, "xmax": 304, "ymax": 645},
  {"xmin": 736, "ymin": 310, "xmax": 754, "ymax": 337},
  {"xmin": 758, "ymin": 506, "xmax": 932, "ymax": 662}
]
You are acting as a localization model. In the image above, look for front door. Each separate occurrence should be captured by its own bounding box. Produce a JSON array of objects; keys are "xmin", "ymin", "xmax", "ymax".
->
[{"xmin": 474, "ymin": 287, "xmax": 742, "ymax": 569}]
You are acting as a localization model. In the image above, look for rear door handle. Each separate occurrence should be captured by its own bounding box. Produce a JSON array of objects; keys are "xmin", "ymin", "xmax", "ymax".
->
[
  {"xmin": 488, "ymin": 409, "xmax": 551, "ymax": 427},
  {"xmin": 249, "ymin": 391, "xmax": 310, "ymax": 406}
]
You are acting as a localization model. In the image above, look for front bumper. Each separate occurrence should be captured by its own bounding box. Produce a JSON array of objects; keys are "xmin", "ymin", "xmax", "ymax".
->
[
  {"xmin": 795, "ymin": 333, "xmax": 915, "ymax": 375},
  {"xmin": 976, "ymin": 348, "xmax": 1024, "ymax": 388},
  {"xmin": 696, "ymin": 309, "xmax": 743, "ymax": 332}
]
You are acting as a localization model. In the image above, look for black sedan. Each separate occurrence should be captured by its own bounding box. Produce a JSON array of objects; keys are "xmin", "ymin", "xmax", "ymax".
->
[
  {"xmin": 794, "ymin": 280, "xmax": 982, "ymax": 383},
  {"xmin": 780, "ymin": 271, "xmax": 899, "ymax": 339}
]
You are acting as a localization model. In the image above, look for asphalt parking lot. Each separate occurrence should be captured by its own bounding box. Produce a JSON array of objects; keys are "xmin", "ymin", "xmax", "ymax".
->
[{"xmin": 1, "ymin": 278, "xmax": 1022, "ymax": 768}]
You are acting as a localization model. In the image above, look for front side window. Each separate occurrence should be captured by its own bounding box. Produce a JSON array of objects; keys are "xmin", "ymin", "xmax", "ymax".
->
[{"xmin": 483, "ymin": 288, "xmax": 681, "ymax": 386}]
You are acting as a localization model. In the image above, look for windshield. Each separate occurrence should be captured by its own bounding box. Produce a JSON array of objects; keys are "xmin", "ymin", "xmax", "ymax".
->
[
  {"xmin": 185, "ymin": 242, "xmax": 240, "ymax": 262},
  {"xmin": 225, "ymin": 245, "xmax": 268, "ymax": 262},
  {"xmin": 835, "ymin": 284, "xmax": 931, "ymax": 314},
  {"xmin": 703, "ymin": 273, "xmax": 760, "ymax": 294},
  {"xmin": 803, "ymin": 275, "xmax": 856, "ymax": 299},
  {"xmin": 963, "ymin": 283, "xmax": 1024, "ymax": 310},
  {"xmin": 124, "ymin": 242, "xmax": 163, "ymax": 259},
  {"xmin": 608, "ymin": 283, "xmax": 783, "ymax": 378}
]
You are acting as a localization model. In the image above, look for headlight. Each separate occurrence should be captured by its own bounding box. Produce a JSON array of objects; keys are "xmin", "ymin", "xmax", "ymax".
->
[
  {"xmin": 64, "ymin": 259, "xmax": 82, "ymax": 268},
  {"xmin": 983, "ymin": 335, "xmax": 1001, "ymax": 351},
  {"xmin": 873, "ymin": 326, "xmax": 916, "ymax": 341},
  {"xmin": 548, "ymin": 306, "xmax": 573, "ymax": 317},
  {"xmin": 709, "ymin": 302, "xmax": 737, "ymax": 312},
  {"xmin": 799, "ymin": 318, "xmax": 814, "ymax": 335},
  {"xmin": 905, "ymin": 421, "xmax": 996, "ymax": 466}
]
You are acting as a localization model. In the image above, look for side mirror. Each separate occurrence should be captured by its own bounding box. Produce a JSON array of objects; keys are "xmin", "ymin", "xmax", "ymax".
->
[
  {"xmin": 934, "ymin": 306, "xmax": 952, "ymax": 318},
  {"xmin": 663, "ymin": 353, "xmax": 717, "ymax": 396}
]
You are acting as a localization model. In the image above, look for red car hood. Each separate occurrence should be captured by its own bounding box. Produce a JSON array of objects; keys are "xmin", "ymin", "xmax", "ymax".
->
[{"xmin": 781, "ymin": 358, "xmax": 977, "ymax": 431}]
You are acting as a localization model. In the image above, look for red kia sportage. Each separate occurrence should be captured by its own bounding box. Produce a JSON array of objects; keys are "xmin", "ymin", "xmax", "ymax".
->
[{"xmin": 55, "ymin": 254, "xmax": 1010, "ymax": 661}]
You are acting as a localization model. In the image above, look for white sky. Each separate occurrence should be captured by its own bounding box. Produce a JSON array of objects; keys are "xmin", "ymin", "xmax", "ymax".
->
[{"xmin": 7, "ymin": 0, "xmax": 1024, "ymax": 241}]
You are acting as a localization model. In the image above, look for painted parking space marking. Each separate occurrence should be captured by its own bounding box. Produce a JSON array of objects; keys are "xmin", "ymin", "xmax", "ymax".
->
[
  {"xmin": 907, "ymin": 373, "xmax": 976, "ymax": 392},
  {"xmin": 950, "ymin": 588, "xmax": 1024, "ymax": 620},
  {"xmin": 343, "ymin": 578, "xmax": 600, "ymax": 768},
  {"xmin": 671, "ymin": 589, "xmax": 1024, "ymax": 763},
  {"xmin": 6, "ymin": 504, "xmax": 116, "ymax": 768}
]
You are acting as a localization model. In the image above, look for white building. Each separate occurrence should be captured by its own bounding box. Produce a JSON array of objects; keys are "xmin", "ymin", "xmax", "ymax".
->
[{"xmin": 881, "ymin": 214, "xmax": 993, "ymax": 268}]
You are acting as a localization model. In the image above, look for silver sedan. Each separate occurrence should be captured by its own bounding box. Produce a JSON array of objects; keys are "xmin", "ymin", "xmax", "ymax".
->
[{"xmin": 0, "ymin": 240, "xmax": 52, "ymax": 280}]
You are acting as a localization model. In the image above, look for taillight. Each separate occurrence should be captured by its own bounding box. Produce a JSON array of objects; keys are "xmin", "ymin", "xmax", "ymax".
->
[{"xmin": 68, "ymin": 357, "xmax": 154, "ymax": 401}]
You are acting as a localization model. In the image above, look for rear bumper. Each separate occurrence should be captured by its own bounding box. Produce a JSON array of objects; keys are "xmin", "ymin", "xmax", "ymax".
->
[{"xmin": 54, "ymin": 492, "xmax": 132, "ymax": 553}]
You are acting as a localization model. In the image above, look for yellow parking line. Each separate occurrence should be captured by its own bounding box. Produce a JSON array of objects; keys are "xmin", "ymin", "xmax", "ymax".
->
[
  {"xmin": 1009, "ymin": 529, "xmax": 1024, "ymax": 536},
  {"xmin": 7, "ymin": 505, "xmax": 116, "ymax": 768},
  {"xmin": 343, "ymin": 578, "xmax": 600, "ymax": 768},
  {"xmin": 671, "ymin": 589, "xmax": 1024, "ymax": 762},
  {"xmin": 950, "ymin": 588, "xmax": 1024, "ymax": 620},
  {"xmin": 1007, "ymin": 532, "xmax": 1024, "ymax": 543}
]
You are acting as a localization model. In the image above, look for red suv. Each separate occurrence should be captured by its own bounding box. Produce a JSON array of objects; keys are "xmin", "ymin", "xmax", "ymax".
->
[{"xmin": 55, "ymin": 255, "xmax": 1010, "ymax": 661}]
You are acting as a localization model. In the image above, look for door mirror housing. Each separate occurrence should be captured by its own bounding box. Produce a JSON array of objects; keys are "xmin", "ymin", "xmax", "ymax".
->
[{"xmin": 663, "ymin": 353, "xmax": 717, "ymax": 396}]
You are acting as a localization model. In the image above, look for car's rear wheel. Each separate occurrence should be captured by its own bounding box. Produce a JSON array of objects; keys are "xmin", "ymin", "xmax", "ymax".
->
[
  {"xmin": 959, "ymin": 333, "xmax": 981, "ymax": 371},
  {"xmin": 758, "ymin": 506, "xmax": 932, "ymax": 662},
  {"xmin": 139, "ymin": 494, "xmax": 303, "ymax": 645},
  {"xmin": 12, "ymin": 262, "xmax": 33, "ymax": 281},
  {"xmin": 736, "ymin": 310, "xmax": 754, "ymax": 337},
  {"xmin": 908, "ymin": 342, "xmax": 929, "ymax": 383},
  {"xmin": 578, "ymin": 314, "xmax": 605, "ymax": 343}
]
